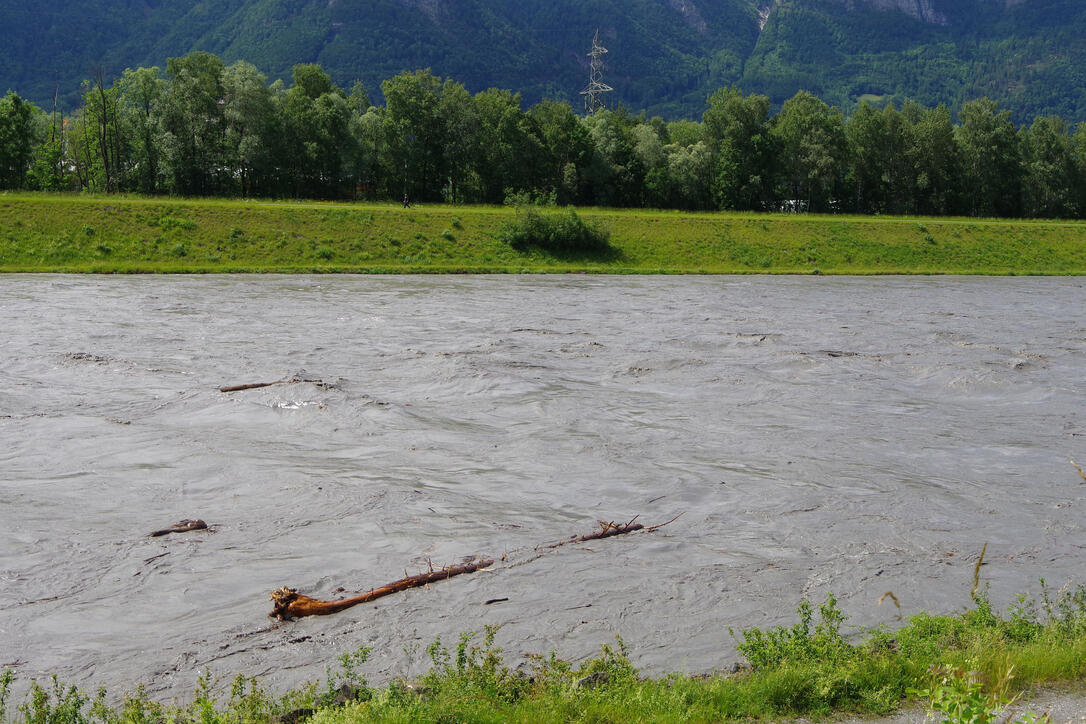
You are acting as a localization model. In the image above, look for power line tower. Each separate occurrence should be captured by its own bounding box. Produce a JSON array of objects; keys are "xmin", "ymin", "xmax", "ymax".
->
[{"xmin": 579, "ymin": 29, "xmax": 613, "ymax": 114}]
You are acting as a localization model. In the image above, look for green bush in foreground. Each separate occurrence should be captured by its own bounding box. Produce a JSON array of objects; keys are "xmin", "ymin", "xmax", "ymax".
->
[
  {"xmin": 498, "ymin": 205, "xmax": 613, "ymax": 257},
  {"xmin": 2, "ymin": 584, "xmax": 1085, "ymax": 723}
]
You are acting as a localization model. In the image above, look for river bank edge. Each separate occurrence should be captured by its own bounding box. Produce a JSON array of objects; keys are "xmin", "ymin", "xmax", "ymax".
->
[
  {"xmin": 4, "ymin": 589, "xmax": 1086, "ymax": 723},
  {"xmin": 3, "ymin": 193, "xmax": 1086, "ymax": 275}
]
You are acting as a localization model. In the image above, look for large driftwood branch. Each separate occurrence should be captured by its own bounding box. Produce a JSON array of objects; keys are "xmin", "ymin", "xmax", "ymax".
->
[
  {"xmin": 269, "ymin": 557, "xmax": 494, "ymax": 620},
  {"xmin": 219, "ymin": 377, "xmax": 322, "ymax": 393},
  {"xmin": 267, "ymin": 513, "xmax": 683, "ymax": 620}
]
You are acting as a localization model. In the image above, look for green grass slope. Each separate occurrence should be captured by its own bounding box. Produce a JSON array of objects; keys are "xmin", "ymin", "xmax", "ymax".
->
[{"xmin": 2, "ymin": 194, "xmax": 1085, "ymax": 274}]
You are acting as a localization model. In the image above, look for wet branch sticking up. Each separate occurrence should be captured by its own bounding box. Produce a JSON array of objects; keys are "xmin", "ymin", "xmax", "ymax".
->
[{"xmin": 269, "ymin": 557, "xmax": 494, "ymax": 620}]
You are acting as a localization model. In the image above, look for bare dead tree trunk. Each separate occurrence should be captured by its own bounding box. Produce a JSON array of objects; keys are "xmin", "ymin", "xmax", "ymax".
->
[{"xmin": 94, "ymin": 69, "xmax": 113, "ymax": 192}]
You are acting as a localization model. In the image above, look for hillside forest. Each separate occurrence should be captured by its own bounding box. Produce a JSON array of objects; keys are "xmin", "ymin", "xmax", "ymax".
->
[
  {"xmin": 4, "ymin": 0, "xmax": 1086, "ymax": 124},
  {"xmin": 2, "ymin": 52, "xmax": 1086, "ymax": 219}
]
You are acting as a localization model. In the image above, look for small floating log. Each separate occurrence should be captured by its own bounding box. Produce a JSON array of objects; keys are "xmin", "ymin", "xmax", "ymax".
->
[
  {"xmin": 219, "ymin": 377, "xmax": 322, "ymax": 393},
  {"xmin": 542, "ymin": 513, "xmax": 683, "ymax": 549},
  {"xmin": 149, "ymin": 519, "xmax": 208, "ymax": 537},
  {"xmin": 269, "ymin": 557, "xmax": 494, "ymax": 620},
  {"xmin": 542, "ymin": 518, "xmax": 643, "ymax": 548},
  {"xmin": 567, "ymin": 518, "xmax": 645, "ymax": 544}
]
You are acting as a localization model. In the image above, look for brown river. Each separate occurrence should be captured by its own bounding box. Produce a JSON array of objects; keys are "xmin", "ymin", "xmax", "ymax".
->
[{"xmin": 1, "ymin": 274, "xmax": 1084, "ymax": 702}]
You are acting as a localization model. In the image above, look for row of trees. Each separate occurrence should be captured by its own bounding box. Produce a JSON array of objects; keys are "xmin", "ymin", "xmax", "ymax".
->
[{"xmin": 3, "ymin": 51, "xmax": 1086, "ymax": 218}]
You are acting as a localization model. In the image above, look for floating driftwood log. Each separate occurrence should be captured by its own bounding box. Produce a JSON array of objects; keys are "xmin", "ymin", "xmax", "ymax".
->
[
  {"xmin": 542, "ymin": 513, "xmax": 682, "ymax": 549},
  {"xmin": 543, "ymin": 517, "xmax": 644, "ymax": 549},
  {"xmin": 219, "ymin": 377, "xmax": 322, "ymax": 393},
  {"xmin": 269, "ymin": 557, "xmax": 494, "ymax": 620},
  {"xmin": 149, "ymin": 519, "xmax": 207, "ymax": 537},
  {"xmin": 268, "ymin": 513, "xmax": 682, "ymax": 620}
]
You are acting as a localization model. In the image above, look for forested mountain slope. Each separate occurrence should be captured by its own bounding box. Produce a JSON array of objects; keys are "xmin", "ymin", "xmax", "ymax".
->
[
  {"xmin": 744, "ymin": 0, "xmax": 1086, "ymax": 122},
  {"xmin": 2, "ymin": 0, "xmax": 1085, "ymax": 120},
  {"xmin": 0, "ymin": 0, "xmax": 761, "ymax": 116}
]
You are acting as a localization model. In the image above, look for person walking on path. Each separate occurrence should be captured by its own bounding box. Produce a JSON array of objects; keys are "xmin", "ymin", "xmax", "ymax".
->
[{"xmin": 403, "ymin": 193, "xmax": 410, "ymax": 208}]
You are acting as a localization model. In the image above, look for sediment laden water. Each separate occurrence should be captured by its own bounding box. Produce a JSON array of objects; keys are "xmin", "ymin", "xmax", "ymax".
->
[{"xmin": 1, "ymin": 274, "xmax": 1083, "ymax": 700}]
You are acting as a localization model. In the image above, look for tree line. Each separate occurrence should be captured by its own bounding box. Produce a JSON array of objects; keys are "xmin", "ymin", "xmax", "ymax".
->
[{"xmin": 2, "ymin": 51, "xmax": 1086, "ymax": 218}]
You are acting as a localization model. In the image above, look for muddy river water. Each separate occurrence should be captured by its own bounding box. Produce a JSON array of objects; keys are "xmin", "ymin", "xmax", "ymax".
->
[{"xmin": 2, "ymin": 274, "xmax": 1084, "ymax": 701}]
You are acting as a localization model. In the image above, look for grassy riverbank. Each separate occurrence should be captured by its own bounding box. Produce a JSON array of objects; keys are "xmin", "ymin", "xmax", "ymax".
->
[
  {"xmin": 2, "ymin": 193, "xmax": 1086, "ymax": 274},
  {"xmin": 4, "ymin": 587, "xmax": 1085, "ymax": 723}
]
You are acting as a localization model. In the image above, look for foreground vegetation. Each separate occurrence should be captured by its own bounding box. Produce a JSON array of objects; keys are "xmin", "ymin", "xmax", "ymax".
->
[
  {"xmin": 3, "ymin": 583, "xmax": 1085, "ymax": 723},
  {"xmin": 3, "ymin": 194, "xmax": 1086, "ymax": 274}
]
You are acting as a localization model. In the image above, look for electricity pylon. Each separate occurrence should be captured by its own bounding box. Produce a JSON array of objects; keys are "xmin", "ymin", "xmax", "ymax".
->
[{"xmin": 579, "ymin": 29, "xmax": 613, "ymax": 114}]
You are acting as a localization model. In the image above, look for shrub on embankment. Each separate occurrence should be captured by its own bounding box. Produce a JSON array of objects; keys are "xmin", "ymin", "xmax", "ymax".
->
[
  {"xmin": 3, "ymin": 583, "xmax": 1086, "ymax": 722},
  {"xmin": 498, "ymin": 204, "xmax": 614, "ymax": 258},
  {"xmin": 2, "ymin": 193, "xmax": 1086, "ymax": 274}
]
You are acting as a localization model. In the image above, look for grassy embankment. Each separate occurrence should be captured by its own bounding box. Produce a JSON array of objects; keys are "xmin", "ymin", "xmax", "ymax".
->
[
  {"xmin": 2, "ymin": 193, "xmax": 1086, "ymax": 274},
  {"xmin": 3, "ymin": 585, "xmax": 1086, "ymax": 723}
]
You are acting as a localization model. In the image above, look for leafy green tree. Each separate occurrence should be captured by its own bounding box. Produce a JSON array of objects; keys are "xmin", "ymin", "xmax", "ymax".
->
[
  {"xmin": 1019, "ymin": 115, "xmax": 1079, "ymax": 218},
  {"xmin": 631, "ymin": 122, "xmax": 667, "ymax": 171},
  {"xmin": 280, "ymin": 64, "xmax": 357, "ymax": 198},
  {"xmin": 1073, "ymin": 123, "xmax": 1086, "ymax": 217},
  {"xmin": 666, "ymin": 120, "xmax": 706, "ymax": 148},
  {"xmin": 343, "ymin": 82, "xmax": 379, "ymax": 197},
  {"xmin": 381, "ymin": 70, "xmax": 447, "ymax": 201},
  {"xmin": 350, "ymin": 107, "xmax": 382, "ymax": 199},
  {"xmin": 0, "ymin": 91, "xmax": 36, "ymax": 188},
  {"xmin": 161, "ymin": 51, "xmax": 227, "ymax": 195},
  {"xmin": 311, "ymin": 92, "xmax": 357, "ymax": 195},
  {"xmin": 665, "ymin": 140, "xmax": 713, "ymax": 210},
  {"xmin": 845, "ymin": 102, "xmax": 913, "ymax": 213},
  {"xmin": 956, "ymin": 97, "xmax": 1022, "ymax": 217},
  {"xmin": 278, "ymin": 61, "xmax": 362, "ymax": 198},
  {"xmin": 71, "ymin": 77, "xmax": 115, "ymax": 192},
  {"xmin": 772, "ymin": 91, "xmax": 847, "ymax": 212},
  {"xmin": 115, "ymin": 66, "xmax": 165, "ymax": 193},
  {"xmin": 470, "ymin": 88, "xmax": 549, "ymax": 203},
  {"xmin": 844, "ymin": 103, "xmax": 886, "ymax": 213},
  {"xmin": 219, "ymin": 61, "xmax": 278, "ymax": 196},
  {"xmin": 903, "ymin": 102, "xmax": 960, "ymax": 216},
  {"xmin": 66, "ymin": 107, "xmax": 97, "ymax": 191},
  {"xmin": 25, "ymin": 98, "xmax": 67, "ymax": 191},
  {"xmin": 291, "ymin": 63, "xmax": 335, "ymax": 100},
  {"xmin": 704, "ymin": 87, "xmax": 775, "ymax": 210},
  {"xmin": 435, "ymin": 80, "xmax": 479, "ymax": 202},
  {"xmin": 528, "ymin": 100, "xmax": 594, "ymax": 204},
  {"xmin": 582, "ymin": 108, "xmax": 646, "ymax": 207},
  {"xmin": 85, "ymin": 69, "xmax": 125, "ymax": 192},
  {"xmin": 632, "ymin": 122, "xmax": 669, "ymax": 207},
  {"xmin": 348, "ymin": 82, "xmax": 370, "ymax": 115}
]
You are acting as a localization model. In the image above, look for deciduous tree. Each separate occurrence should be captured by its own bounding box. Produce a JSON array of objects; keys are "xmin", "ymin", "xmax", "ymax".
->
[
  {"xmin": 956, "ymin": 97, "xmax": 1022, "ymax": 217},
  {"xmin": 772, "ymin": 91, "xmax": 846, "ymax": 212}
]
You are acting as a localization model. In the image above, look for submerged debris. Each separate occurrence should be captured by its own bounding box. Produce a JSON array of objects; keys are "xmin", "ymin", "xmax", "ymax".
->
[{"xmin": 149, "ymin": 519, "xmax": 208, "ymax": 537}]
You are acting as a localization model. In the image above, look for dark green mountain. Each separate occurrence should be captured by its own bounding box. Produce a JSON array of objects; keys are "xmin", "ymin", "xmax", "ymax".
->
[
  {"xmin": 0, "ymin": 0, "xmax": 762, "ymax": 116},
  {"xmin": 743, "ymin": 0, "xmax": 1086, "ymax": 122},
  {"xmin": 2, "ymin": 0, "xmax": 1085, "ymax": 121}
]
